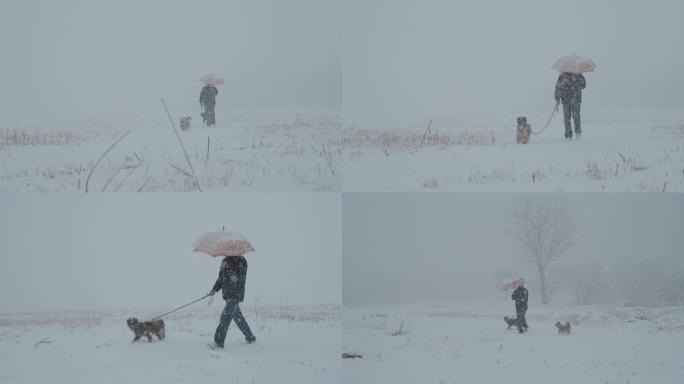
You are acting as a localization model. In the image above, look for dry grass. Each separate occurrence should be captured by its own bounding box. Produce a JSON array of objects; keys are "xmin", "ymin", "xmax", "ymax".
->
[
  {"xmin": 0, "ymin": 129, "xmax": 84, "ymax": 146},
  {"xmin": 653, "ymin": 123, "xmax": 684, "ymax": 136},
  {"xmin": 585, "ymin": 162, "xmax": 606, "ymax": 180},
  {"xmin": 0, "ymin": 313, "xmax": 103, "ymax": 329},
  {"xmin": 255, "ymin": 117, "xmax": 335, "ymax": 137},
  {"xmin": 335, "ymin": 128, "xmax": 496, "ymax": 154},
  {"xmin": 255, "ymin": 306, "xmax": 340, "ymax": 323},
  {"xmin": 422, "ymin": 177, "xmax": 439, "ymax": 189}
]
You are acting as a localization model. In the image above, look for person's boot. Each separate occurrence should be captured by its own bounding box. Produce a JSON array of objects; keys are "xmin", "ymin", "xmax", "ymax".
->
[
  {"xmin": 208, "ymin": 342, "xmax": 224, "ymax": 350},
  {"xmin": 246, "ymin": 335, "xmax": 256, "ymax": 344}
]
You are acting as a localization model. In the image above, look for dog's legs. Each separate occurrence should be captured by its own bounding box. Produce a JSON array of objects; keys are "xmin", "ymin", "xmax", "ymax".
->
[
  {"xmin": 147, "ymin": 333, "xmax": 153, "ymax": 342},
  {"xmin": 132, "ymin": 335, "xmax": 140, "ymax": 343}
]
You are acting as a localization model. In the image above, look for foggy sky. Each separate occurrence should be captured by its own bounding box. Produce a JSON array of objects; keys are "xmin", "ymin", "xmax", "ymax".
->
[
  {"xmin": 343, "ymin": 193, "xmax": 684, "ymax": 306},
  {"xmin": 0, "ymin": 194, "xmax": 341, "ymax": 313},
  {"xmin": 0, "ymin": 0, "xmax": 341, "ymax": 126},
  {"xmin": 343, "ymin": 0, "xmax": 684, "ymax": 127}
]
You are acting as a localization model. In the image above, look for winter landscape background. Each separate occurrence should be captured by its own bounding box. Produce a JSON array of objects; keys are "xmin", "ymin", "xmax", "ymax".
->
[
  {"xmin": 341, "ymin": 0, "xmax": 684, "ymax": 192},
  {"xmin": 0, "ymin": 0, "xmax": 341, "ymax": 192},
  {"xmin": 343, "ymin": 193, "xmax": 684, "ymax": 383},
  {"xmin": 0, "ymin": 194, "xmax": 342, "ymax": 383}
]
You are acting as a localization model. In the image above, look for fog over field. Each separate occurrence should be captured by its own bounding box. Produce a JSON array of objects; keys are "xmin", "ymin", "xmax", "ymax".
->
[
  {"xmin": 343, "ymin": 193, "xmax": 684, "ymax": 306},
  {"xmin": 344, "ymin": 0, "xmax": 684, "ymax": 127},
  {"xmin": 0, "ymin": 193, "xmax": 342, "ymax": 313},
  {"xmin": 0, "ymin": 0, "xmax": 341, "ymax": 126}
]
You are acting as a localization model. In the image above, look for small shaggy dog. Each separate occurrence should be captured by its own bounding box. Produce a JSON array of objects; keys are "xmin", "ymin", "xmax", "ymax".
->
[
  {"xmin": 126, "ymin": 318, "xmax": 166, "ymax": 342},
  {"xmin": 504, "ymin": 316, "xmax": 519, "ymax": 330},
  {"xmin": 555, "ymin": 321, "xmax": 571, "ymax": 335},
  {"xmin": 180, "ymin": 116, "xmax": 192, "ymax": 131},
  {"xmin": 516, "ymin": 116, "xmax": 531, "ymax": 144}
]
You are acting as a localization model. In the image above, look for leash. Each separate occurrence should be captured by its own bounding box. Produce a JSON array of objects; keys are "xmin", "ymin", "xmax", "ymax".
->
[
  {"xmin": 152, "ymin": 294, "xmax": 210, "ymax": 320},
  {"xmin": 531, "ymin": 102, "xmax": 560, "ymax": 135}
]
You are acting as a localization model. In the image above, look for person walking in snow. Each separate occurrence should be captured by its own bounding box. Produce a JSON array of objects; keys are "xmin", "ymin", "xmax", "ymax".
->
[
  {"xmin": 199, "ymin": 83, "xmax": 218, "ymax": 126},
  {"xmin": 512, "ymin": 283, "xmax": 529, "ymax": 333},
  {"xmin": 208, "ymin": 256, "xmax": 256, "ymax": 349},
  {"xmin": 555, "ymin": 72, "xmax": 586, "ymax": 140}
]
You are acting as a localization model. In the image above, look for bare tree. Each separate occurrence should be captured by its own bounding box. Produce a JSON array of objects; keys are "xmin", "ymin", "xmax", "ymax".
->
[{"xmin": 507, "ymin": 195, "xmax": 579, "ymax": 305}]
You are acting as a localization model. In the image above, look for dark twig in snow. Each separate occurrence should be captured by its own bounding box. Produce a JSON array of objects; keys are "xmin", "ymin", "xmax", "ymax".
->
[
  {"xmin": 137, "ymin": 175, "xmax": 153, "ymax": 192},
  {"xmin": 342, "ymin": 353, "xmax": 364, "ymax": 359},
  {"xmin": 34, "ymin": 337, "xmax": 52, "ymax": 348},
  {"xmin": 85, "ymin": 130, "xmax": 131, "ymax": 192},
  {"xmin": 618, "ymin": 152, "xmax": 627, "ymax": 163},
  {"xmin": 161, "ymin": 98, "xmax": 202, "ymax": 192},
  {"xmin": 101, "ymin": 158, "xmax": 129, "ymax": 192},
  {"xmin": 114, "ymin": 160, "xmax": 142, "ymax": 192},
  {"xmin": 419, "ymin": 119, "xmax": 433, "ymax": 148},
  {"xmin": 171, "ymin": 164, "xmax": 194, "ymax": 179}
]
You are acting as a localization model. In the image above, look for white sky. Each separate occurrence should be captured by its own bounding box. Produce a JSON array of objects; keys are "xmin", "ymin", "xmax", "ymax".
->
[
  {"xmin": 0, "ymin": 193, "xmax": 341, "ymax": 313},
  {"xmin": 343, "ymin": 0, "xmax": 684, "ymax": 127},
  {"xmin": 0, "ymin": 0, "xmax": 341, "ymax": 126},
  {"xmin": 343, "ymin": 193, "xmax": 684, "ymax": 306}
]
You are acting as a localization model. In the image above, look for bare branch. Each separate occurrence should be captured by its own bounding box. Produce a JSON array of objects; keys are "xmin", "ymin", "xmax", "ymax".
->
[{"xmin": 85, "ymin": 130, "xmax": 131, "ymax": 192}]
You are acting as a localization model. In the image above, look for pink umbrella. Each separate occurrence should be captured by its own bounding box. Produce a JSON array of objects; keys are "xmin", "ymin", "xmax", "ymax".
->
[
  {"xmin": 553, "ymin": 54, "xmax": 596, "ymax": 74},
  {"xmin": 499, "ymin": 276, "xmax": 526, "ymax": 291},
  {"xmin": 193, "ymin": 231, "xmax": 255, "ymax": 257},
  {"xmin": 199, "ymin": 74, "xmax": 225, "ymax": 86}
]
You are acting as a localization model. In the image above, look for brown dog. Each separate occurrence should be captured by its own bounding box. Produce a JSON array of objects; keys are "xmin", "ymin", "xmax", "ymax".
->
[
  {"xmin": 555, "ymin": 321, "xmax": 571, "ymax": 335},
  {"xmin": 180, "ymin": 116, "xmax": 192, "ymax": 131},
  {"xmin": 504, "ymin": 316, "xmax": 519, "ymax": 330},
  {"xmin": 126, "ymin": 318, "xmax": 165, "ymax": 342},
  {"xmin": 516, "ymin": 116, "xmax": 531, "ymax": 144}
]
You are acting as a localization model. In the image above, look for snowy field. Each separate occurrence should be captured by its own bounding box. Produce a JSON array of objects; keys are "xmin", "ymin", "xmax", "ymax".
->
[
  {"xmin": 3, "ymin": 107, "xmax": 683, "ymax": 192},
  {"xmin": 343, "ymin": 302, "xmax": 684, "ymax": 384},
  {"xmin": 0, "ymin": 304, "xmax": 340, "ymax": 384},
  {"xmin": 340, "ymin": 107, "xmax": 684, "ymax": 192},
  {"xmin": 0, "ymin": 106, "xmax": 341, "ymax": 192}
]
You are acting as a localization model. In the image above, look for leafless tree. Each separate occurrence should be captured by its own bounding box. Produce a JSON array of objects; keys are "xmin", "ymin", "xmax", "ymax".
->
[{"xmin": 507, "ymin": 195, "xmax": 579, "ymax": 305}]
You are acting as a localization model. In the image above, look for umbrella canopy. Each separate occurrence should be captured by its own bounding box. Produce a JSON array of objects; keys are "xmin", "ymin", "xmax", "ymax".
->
[
  {"xmin": 552, "ymin": 54, "xmax": 596, "ymax": 74},
  {"xmin": 500, "ymin": 276, "xmax": 526, "ymax": 291},
  {"xmin": 193, "ymin": 231, "xmax": 255, "ymax": 257},
  {"xmin": 200, "ymin": 74, "xmax": 224, "ymax": 86}
]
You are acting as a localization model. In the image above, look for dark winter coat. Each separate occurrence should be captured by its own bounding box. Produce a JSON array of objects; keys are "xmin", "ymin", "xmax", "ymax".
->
[
  {"xmin": 512, "ymin": 285, "xmax": 529, "ymax": 311},
  {"xmin": 212, "ymin": 256, "xmax": 248, "ymax": 302},
  {"xmin": 199, "ymin": 85, "xmax": 218, "ymax": 107},
  {"xmin": 555, "ymin": 73, "xmax": 586, "ymax": 105}
]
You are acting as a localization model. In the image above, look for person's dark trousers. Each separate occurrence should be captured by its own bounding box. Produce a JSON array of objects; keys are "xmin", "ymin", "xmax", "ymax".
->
[
  {"xmin": 516, "ymin": 306, "xmax": 529, "ymax": 333},
  {"xmin": 562, "ymin": 102, "xmax": 581, "ymax": 138},
  {"xmin": 214, "ymin": 299, "xmax": 255, "ymax": 348},
  {"xmin": 205, "ymin": 104, "xmax": 216, "ymax": 125}
]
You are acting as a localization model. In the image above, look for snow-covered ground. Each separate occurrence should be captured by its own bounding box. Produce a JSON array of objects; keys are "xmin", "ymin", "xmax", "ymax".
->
[
  {"xmin": 0, "ymin": 106, "xmax": 341, "ymax": 192},
  {"xmin": 343, "ymin": 302, "xmax": 684, "ymax": 384},
  {"xmin": 3, "ymin": 106, "xmax": 683, "ymax": 192},
  {"xmin": 0, "ymin": 304, "xmax": 340, "ymax": 384},
  {"xmin": 340, "ymin": 107, "xmax": 684, "ymax": 192}
]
